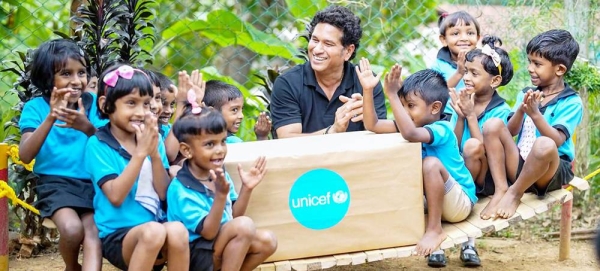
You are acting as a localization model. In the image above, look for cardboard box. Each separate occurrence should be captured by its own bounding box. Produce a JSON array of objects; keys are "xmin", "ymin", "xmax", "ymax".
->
[{"xmin": 224, "ymin": 131, "xmax": 424, "ymax": 262}]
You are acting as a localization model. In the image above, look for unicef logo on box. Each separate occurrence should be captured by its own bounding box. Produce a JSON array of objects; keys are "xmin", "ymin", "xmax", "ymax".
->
[{"xmin": 288, "ymin": 168, "xmax": 350, "ymax": 230}]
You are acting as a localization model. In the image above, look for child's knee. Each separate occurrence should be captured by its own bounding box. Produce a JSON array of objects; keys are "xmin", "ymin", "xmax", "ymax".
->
[
  {"xmin": 230, "ymin": 216, "xmax": 256, "ymax": 239},
  {"xmin": 165, "ymin": 222, "xmax": 189, "ymax": 248},
  {"xmin": 256, "ymin": 230, "xmax": 277, "ymax": 255},
  {"xmin": 463, "ymin": 139, "xmax": 484, "ymax": 158},
  {"xmin": 57, "ymin": 219, "xmax": 85, "ymax": 242},
  {"xmin": 139, "ymin": 222, "xmax": 167, "ymax": 249},
  {"xmin": 531, "ymin": 137, "xmax": 558, "ymax": 158},
  {"xmin": 482, "ymin": 118, "xmax": 505, "ymax": 136},
  {"xmin": 422, "ymin": 156, "xmax": 442, "ymax": 173}
]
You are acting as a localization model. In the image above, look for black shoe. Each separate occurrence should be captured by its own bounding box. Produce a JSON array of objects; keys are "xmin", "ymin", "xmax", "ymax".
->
[
  {"xmin": 460, "ymin": 245, "xmax": 481, "ymax": 267},
  {"xmin": 427, "ymin": 253, "xmax": 447, "ymax": 268}
]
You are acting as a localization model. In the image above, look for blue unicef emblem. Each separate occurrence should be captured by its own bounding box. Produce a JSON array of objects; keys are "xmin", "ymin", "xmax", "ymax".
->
[{"xmin": 288, "ymin": 168, "xmax": 350, "ymax": 230}]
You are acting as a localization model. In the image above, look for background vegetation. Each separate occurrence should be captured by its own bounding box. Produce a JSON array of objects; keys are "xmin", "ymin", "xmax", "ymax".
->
[{"xmin": 0, "ymin": 0, "xmax": 599, "ymax": 255}]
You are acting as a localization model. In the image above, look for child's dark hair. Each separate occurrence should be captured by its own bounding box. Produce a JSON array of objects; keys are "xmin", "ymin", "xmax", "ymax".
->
[
  {"xmin": 204, "ymin": 80, "xmax": 243, "ymax": 110},
  {"xmin": 526, "ymin": 29, "xmax": 579, "ymax": 72},
  {"xmin": 437, "ymin": 11, "xmax": 480, "ymax": 36},
  {"xmin": 97, "ymin": 63, "xmax": 154, "ymax": 119},
  {"xmin": 154, "ymin": 72, "xmax": 174, "ymax": 93},
  {"xmin": 89, "ymin": 66, "xmax": 98, "ymax": 78},
  {"xmin": 143, "ymin": 68, "xmax": 161, "ymax": 88},
  {"xmin": 30, "ymin": 39, "xmax": 90, "ymax": 97},
  {"xmin": 172, "ymin": 105, "xmax": 227, "ymax": 143},
  {"xmin": 466, "ymin": 35, "xmax": 514, "ymax": 86},
  {"xmin": 398, "ymin": 69, "xmax": 449, "ymax": 115}
]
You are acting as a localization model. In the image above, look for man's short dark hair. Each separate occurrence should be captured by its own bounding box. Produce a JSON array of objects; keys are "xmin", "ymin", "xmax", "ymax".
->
[
  {"xmin": 309, "ymin": 5, "xmax": 362, "ymax": 61},
  {"xmin": 526, "ymin": 29, "xmax": 579, "ymax": 72}
]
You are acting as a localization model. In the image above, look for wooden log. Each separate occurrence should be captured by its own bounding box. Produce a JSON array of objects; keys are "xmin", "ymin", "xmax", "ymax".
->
[
  {"xmin": 559, "ymin": 197, "xmax": 573, "ymax": 261},
  {"xmin": 256, "ymin": 263, "xmax": 276, "ymax": 271},
  {"xmin": 453, "ymin": 220, "xmax": 483, "ymax": 238},
  {"xmin": 274, "ymin": 261, "xmax": 291, "ymax": 271},
  {"xmin": 316, "ymin": 256, "xmax": 337, "ymax": 269},
  {"xmin": 365, "ymin": 250, "xmax": 383, "ymax": 262},
  {"xmin": 568, "ymin": 176, "xmax": 590, "ymax": 191},
  {"xmin": 380, "ymin": 248, "xmax": 398, "ymax": 259},
  {"xmin": 442, "ymin": 223, "xmax": 468, "ymax": 246},
  {"xmin": 395, "ymin": 246, "xmax": 415, "ymax": 258},
  {"xmin": 350, "ymin": 252, "xmax": 367, "ymax": 265},
  {"xmin": 332, "ymin": 254, "xmax": 352, "ymax": 266}
]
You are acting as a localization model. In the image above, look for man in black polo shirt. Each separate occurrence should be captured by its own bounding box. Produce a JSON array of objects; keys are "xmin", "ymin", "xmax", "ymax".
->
[{"xmin": 271, "ymin": 5, "xmax": 387, "ymax": 138}]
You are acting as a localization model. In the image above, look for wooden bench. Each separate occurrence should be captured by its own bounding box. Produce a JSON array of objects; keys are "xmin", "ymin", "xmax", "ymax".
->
[{"xmin": 252, "ymin": 176, "xmax": 590, "ymax": 271}]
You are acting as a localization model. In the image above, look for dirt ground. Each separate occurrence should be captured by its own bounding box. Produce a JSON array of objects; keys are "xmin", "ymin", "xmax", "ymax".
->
[{"xmin": 8, "ymin": 238, "xmax": 598, "ymax": 271}]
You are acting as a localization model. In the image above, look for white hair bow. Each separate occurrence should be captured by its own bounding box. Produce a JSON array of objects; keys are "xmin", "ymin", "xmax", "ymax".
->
[{"xmin": 481, "ymin": 44, "xmax": 502, "ymax": 74}]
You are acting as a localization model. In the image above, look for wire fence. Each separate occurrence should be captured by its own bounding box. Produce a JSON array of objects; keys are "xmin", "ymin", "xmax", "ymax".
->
[{"xmin": 1, "ymin": 0, "xmax": 598, "ymax": 109}]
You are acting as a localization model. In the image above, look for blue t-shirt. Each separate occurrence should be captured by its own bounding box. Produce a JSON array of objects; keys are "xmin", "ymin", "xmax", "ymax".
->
[
  {"xmin": 431, "ymin": 47, "xmax": 465, "ymax": 117},
  {"xmin": 513, "ymin": 84, "xmax": 582, "ymax": 161},
  {"xmin": 167, "ymin": 161, "xmax": 239, "ymax": 242},
  {"xmin": 19, "ymin": 93, "xmax": 107, "ymax": 178},
  {"xmin": 159, "ymin": 123, "xmax": 172, "ymax": 140},
  {"xmin": 226, "ymin": 134, "xmax": 243, "ymax": 144},
  {"xmin": 85, "ymin": 124, "xmax": 170, "ymax": 238},
  {"xmin": 450, "ymin": 91, "xmax": 511, "ymax": 152},
  {"xmin": 423, "ymin": 121, "xmax": 477, "ymax": 204}
]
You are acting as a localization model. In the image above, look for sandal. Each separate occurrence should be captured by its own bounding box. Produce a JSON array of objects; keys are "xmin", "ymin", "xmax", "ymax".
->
[
  {"xmin": 427, "ymin": 253, "xmax": 447, "ymax": 268},
  {"xmin": 460, "ymin": 245, "xmax": 481, "ymax": 267}
]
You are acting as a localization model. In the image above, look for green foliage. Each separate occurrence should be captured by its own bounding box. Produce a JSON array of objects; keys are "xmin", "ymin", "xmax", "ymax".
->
[
  {"xmin": 72, "ymin": 0, "xmax": 126, "ymax": 75},
  {"xmin": 497, "ymin": 48, "xmax": 530, "ymax": 107},
  {"xmin": 285, "ymin": 0, "xmax": 328, "ymax": 20},
  {"xmin": 565, "ymin": 60, "xmax": 600, "ymax": 93},
  {"xmin": 118, "ymin": 0, "xmax": 156, "ymax": 65},
  {"xmin": 156, "ymin": 10, "xmax": 301, "ymax": 62}
]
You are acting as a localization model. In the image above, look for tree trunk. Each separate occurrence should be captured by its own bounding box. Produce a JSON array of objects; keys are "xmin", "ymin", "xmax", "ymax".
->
[
  {"xmin": 565, "ymin": 0, "xmax": 591, "ymax": 59},
  {"xmin": 574, "ymin": 86, "xmax": 589, "ymax": 178}
]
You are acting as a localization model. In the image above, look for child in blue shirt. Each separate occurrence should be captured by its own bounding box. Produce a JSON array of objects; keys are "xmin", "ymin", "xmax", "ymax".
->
[
  {"xmin": 167, "ymin": 104, "xmax": 277, "ymax": 271},
  {"xmin": 450, "ymin": 35, "xmax": 514, "ymax": 211},
  {"xmin": 431, "ymin": 11, "xmax": 481, "ymax": 117},
  {"xmin": 483, "ymin": 29, "xmax": 582, "ymax": 220},
  {"xmin": 204, "ymin": 80, "xmax": 271, "ymax": 142},
  {"xmin": 144, "ymin": 69, "xmax": 165, "ymax": 119},
  {"xmin": 358, "ymin": 61, "xmax": 476, "ymax": 264},
  {"xmin": 155, "ymin": 72, "xmax": 176, "ymax": 139},
  {"xmin": 19, "ymin": 38, "xmax": 105, "ymax": 271},
  {"xmin": 85, "ymin": 63, "xmax": 189, "ymax": 271},
  {"xmin": 447, "ymin": 35, "xmax": 514, "ymax": 266}
]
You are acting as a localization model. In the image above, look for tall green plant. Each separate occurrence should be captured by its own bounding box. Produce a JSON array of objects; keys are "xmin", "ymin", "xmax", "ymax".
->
[
  {"xmin": 0, "ymin": 48, "xmax": 50, "ymax": 244},
  {"xmin": 72, "ymin": 0, "xmax": 127, "ymax": 75},
  {"xmin": 119, "ymin": 0, "xmax": 156, "ymax": 65}
]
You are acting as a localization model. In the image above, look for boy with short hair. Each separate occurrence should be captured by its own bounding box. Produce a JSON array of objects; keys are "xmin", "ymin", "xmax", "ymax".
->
[
  {"xmin": 204, "ymin": 80, "xmax": 271, "ymax": 142},
  {"xmin": 482, "ymin": 29, "xmax": 582, "ymax": 219},
  {"xmin": 356, "ymin": 58, "xmax": 477, "ymax": 259}
]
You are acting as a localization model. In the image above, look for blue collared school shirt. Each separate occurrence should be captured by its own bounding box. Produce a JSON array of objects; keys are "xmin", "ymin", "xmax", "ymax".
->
[
  {"xmin": 85, "ymin": 124, "xmax": 170, "ymax": 238},
  {"xmin": 431, "ymin": 47, "xmax": 467, "ymax": 117},
  {"xmin": 159, "ymin": 123, "xmax": 172, "ymax": 140},
  {"xmin": 19, "ymin": 92, "xmax": 107, "ymax": 178},
  {"xmin": 513, "ymin": 84, "xmax": 582, "ymax": 161},
  {"xmin": 450, "ymin": 91, "xmax": 511, "ymax": 152},
  {"xmin": 423, "ymin": 120, "xmax": 477, "ymax": 204},
  {"xmin": 226, "ymin": 133, "xmax": 243, "ymax": 144},
  {"xmin": 167, "ymin": 161, "xmax": 239, "ymax": 242}
]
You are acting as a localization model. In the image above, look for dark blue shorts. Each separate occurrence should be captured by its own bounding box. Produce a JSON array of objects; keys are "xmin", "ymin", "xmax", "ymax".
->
[{"xmin": 100, "ymin": 227, "xmax": 165, "ymax": 271}]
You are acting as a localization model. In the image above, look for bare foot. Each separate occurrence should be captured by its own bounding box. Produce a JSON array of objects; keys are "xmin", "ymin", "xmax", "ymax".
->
[
  {"xmin": 415, "ymin": 229, "xmax": 447, "ymax": 256},
  {"xmin": 494, "ymin": 189, "xmax": 522, "ymax": 219},
  {"xmin": 480, "ymin": 191, "xmax": 506, "ymax": 220}
]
